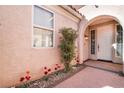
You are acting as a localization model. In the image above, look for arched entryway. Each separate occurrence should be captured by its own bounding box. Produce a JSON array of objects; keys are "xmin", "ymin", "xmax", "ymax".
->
[{"xmin": 79, "ymin": 15, "xmax": 123, "ymax": 73}]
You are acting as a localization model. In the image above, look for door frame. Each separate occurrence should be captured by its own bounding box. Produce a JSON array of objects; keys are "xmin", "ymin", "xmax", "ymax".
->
[{"xmin": 96, "ymin": 24, "xmax": 114, "ymax": 61}]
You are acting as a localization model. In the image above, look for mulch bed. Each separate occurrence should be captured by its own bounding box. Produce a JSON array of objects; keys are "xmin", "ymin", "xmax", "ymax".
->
[{"xmin": 16, "ymin": 64, "xmax": 86, "ymax": 88}]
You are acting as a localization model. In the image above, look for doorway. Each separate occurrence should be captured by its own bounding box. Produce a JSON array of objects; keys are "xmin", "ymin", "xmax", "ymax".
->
[
  {"xmin": 97, "ymin": 24, "xmax": 113, "ymax": 61},
  {"xmin": 83, "ymin": 16, "xmax": 123, "ymax": 64}
]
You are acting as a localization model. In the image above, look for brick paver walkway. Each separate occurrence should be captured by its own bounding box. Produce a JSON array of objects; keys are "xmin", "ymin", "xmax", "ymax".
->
[
  {"xmin": 55, "ymin": 61, "xmax": 124, "ymax": 88},
  {"xmin": 84, "ymin": 60, "xmax": 122, "ymax": 72}
]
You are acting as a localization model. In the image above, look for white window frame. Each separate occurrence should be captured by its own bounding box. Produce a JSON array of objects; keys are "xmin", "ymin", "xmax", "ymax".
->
[
  {"xmin": 115, "ymin": 23, "xmax": 123, "ymax": 58},
  {"xmin": 32, "ymin": 5, "xmax": 55, "ymax": 48},
  {"xmin": 90, "ymin": 29, "xmax": 96, "ymax": 55}
]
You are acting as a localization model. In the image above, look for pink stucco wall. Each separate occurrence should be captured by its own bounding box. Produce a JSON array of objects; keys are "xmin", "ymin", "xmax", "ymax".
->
[{"xmin": 0, "ymin": 5, "xmax": 79, "ymax": 87}]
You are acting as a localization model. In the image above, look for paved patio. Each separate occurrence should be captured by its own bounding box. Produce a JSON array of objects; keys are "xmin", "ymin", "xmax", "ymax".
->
[
  {"xmin": 55, "ymin": 61, "xmax": 124, "ymax": 88},
  {"xmin": 84, "ymin": 60, "xmax": 123, "ymax": 73}
]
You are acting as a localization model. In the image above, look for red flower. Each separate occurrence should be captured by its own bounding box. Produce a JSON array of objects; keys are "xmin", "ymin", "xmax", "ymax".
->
[
  {"xmin": 77, "ymin": 60, "xmax": 79, "ymax": 62},
  {"xmin": 48, "ymin": 68, "xmax": 51, "ymax": 72},
  {"xmin": 57, "ymin": 66, "xmax": 61, "ymax": 68},
  {"xmin": 20, "ymin": 77, "xmax": 25, "ymax": 82},
  {"xmin": 44, "ymin": 71, "xmax": 48, "ymax": 75},
  {"xmin": 44, "ymin": 67, "xmax": 47, "ymax": 70},
  {"xmin": 55, "ymin": 67, "xmax": 57, "ymax": 70},
  {"xmin": 25, "ymin": 76, "xmax": 31, "ymax": 80}
]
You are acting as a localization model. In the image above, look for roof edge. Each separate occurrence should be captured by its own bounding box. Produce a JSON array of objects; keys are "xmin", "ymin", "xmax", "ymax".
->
[{"xmin": 60, "ymin": 5, "xmax": 83, "ymax": 20}]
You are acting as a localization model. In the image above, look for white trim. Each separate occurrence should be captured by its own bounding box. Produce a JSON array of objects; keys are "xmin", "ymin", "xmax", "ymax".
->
[
  {"xmin": 90, "ymin": 29, "xmax": 96, "ymax": 55},
  {"xmin": 31, "ymin": 5, "xmax": 55, "ymax": 49},
  {"xmin": 33, "ymin": 24, "xmax": 54, "ymax": 31},
  {"xmin": 36, "ymin": 5, "xmax": 55, "ymax": 14}
]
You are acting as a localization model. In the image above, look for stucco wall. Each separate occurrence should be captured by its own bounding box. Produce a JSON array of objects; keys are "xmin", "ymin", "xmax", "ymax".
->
[
  {"xmin": 83, "ymin": 28, "xmax": 89, "ymax": 61},
  {"xmin": 0, "ymin": 5, "xmax": 79, "ymax": 87}
]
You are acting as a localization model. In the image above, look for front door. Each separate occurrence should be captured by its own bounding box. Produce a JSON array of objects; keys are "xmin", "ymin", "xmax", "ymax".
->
[{"xmin": 97, "ymin": 24, "xmax": 113, "ymax": 61}]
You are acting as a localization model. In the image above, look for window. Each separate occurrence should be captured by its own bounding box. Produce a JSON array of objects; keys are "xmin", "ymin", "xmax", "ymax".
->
[
  {"xmin": 116, "ymin": 24, "xmax": 123, "ymax": 57},
  {"xmin": 91, "ymin": 30, "xmax": 95, "ymax": 54},
  {"xmin": 33, "ymin": 6, "xmax": 54, "ymax": 48}
]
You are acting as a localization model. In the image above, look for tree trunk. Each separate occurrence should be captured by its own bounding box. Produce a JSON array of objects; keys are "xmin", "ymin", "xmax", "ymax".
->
[{"xmin": 64, "ymin": 62, "xmax": 71, "ymax": 73}]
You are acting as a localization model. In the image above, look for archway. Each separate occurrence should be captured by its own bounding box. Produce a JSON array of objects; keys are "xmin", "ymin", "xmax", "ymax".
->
[{"xmin": 79, "ymin": 15, "xmax": 123, "ymax": 72}]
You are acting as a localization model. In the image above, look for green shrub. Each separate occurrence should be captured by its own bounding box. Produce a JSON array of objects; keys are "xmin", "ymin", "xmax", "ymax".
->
[
  {"xmin": 19, "ymin": 83, "xmax": 28, "ymax": 88},
  {"xmin": 59, "ymin": 27, "xmax": 78, "ymax": 72},
  {"xmin": 42, "ymin": 76, "xmax": 49, "ymax": 81}
]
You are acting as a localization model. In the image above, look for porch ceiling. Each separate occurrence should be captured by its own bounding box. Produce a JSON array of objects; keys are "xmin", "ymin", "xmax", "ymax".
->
[{"xmin": 90, "ymin": 18, "xmax": 114, "ymax": 26}]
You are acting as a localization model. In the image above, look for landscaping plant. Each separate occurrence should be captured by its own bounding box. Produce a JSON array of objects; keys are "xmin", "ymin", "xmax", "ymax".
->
[{"xmin": 59, "ymin": 27, "xmax": 78, "ymax": 72}]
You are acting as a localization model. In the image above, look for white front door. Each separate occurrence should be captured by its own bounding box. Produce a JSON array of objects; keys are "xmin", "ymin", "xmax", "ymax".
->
[{"xmin": 97, "ymin": 24, "xmax": 113, "ymax": 61}]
